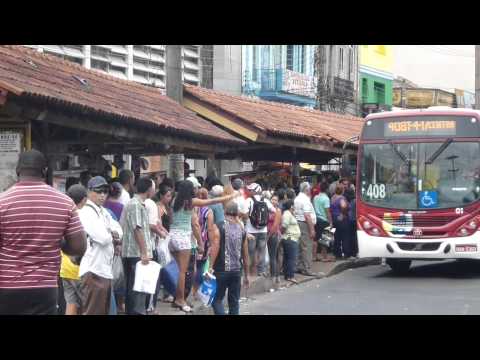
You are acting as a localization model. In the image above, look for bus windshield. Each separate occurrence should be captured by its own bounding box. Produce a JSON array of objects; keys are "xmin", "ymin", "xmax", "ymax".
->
[{"xmin": 360, "ymin": 141, "xmax": 480, "ymax": 210}]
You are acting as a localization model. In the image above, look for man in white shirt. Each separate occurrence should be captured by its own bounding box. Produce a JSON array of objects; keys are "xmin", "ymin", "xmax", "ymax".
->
[
  {"xmin": 118, "ymin": 169, "xmax": 134, "ymax": 207},
  {"xmin": 294, "ymin": 182, "xmax": 317, "ymax": 277},
  {"xmin": 79, "ymin": 176, "xmax": 123, "ymax": 315},
  {"xmin": 144, "ymin": 179, "xmax": 167, "ymax": 312},
  {"xmin": 245, "ymin": 183, "xmax": 274, "ymax": 277}
]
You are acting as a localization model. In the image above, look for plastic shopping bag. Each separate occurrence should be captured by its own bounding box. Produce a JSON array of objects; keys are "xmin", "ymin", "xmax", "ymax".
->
[
  {"xmin": 112, "ymin": 255, "xmax": 125, "ymax": 291},
  {"xmin": 157, "ymin": 235, "xmax": 172, "ymax": 267},
  {"xmin": 133, "ymin": 260, "xmax": 162, "ymax": 294},
  {"xmin": 197, "ymin": 273, "xmax": 217, "ymax": 306},
  {"xmin": 160, "ymin": 260, "xmax": 179, "ymax": 296}
]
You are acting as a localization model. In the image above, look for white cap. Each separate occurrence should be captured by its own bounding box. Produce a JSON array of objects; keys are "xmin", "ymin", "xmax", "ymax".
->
[
  {"xmin": 211, "ymin": 185, "xmax": 224, "ymax": 197},
  {"xmin": 247, "ymin": 183, "xmax": 262, "ymax": 194},
  {"xmin": 186, "ymin": 176, "xmax": 201, "ymax": 188}
]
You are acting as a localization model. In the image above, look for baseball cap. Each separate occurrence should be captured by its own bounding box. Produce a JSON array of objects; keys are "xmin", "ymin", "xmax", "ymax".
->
[
  {"xmin": 232, "ymin": 178, "xmax": 244, "ymax": 190},
  {"xmin": 186, "ymin": 176, "xmax": 201, "ymax": 188},
  {"xmin": 247, "ymin": 183, "xmax": 262, "ymax": 194},
  {"xmin": 211, "ymin": 185, "xmax": 224, "ymax": 197},
  {"xmin": 87, "ymin": 176, "xmax": 108, "ymax": 190}
]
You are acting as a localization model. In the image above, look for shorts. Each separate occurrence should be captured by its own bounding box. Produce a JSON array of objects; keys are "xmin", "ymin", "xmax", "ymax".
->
[
  {"xmin": 62, "ymin": 278, "xmax": 84, "ymax": 307},
  {"xmin": 168, "ymin": 230, "xmax": 192, "ymax": 252}
]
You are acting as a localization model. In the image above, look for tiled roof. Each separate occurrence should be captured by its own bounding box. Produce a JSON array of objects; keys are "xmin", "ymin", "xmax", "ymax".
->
[
  {"xmin": 0, "ymin": 46, "xmax": 242, "ymax": 145},
  {"xmin": 184, "ymin": 84, "xmax": 364, "ymax": 144}
]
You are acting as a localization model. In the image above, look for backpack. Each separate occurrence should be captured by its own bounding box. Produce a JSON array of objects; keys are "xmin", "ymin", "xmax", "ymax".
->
[{"xmin": 249, "ymin": 196, "xmax": 269, "ymax": 229}]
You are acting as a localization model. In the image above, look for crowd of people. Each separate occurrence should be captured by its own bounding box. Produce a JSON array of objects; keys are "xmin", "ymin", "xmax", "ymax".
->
[{"xmin": 0, "ymin": 149, "xmax": 358, "ymax": 315}]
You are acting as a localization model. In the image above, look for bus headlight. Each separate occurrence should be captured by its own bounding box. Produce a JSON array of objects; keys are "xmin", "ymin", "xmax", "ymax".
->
[
  {"xmin": 358, "ymin": 216, "xmax": 386, "ymax": 237},
  {"xmin": 456, "ymin": 218, "xmax": 479, "ymax": 237}
]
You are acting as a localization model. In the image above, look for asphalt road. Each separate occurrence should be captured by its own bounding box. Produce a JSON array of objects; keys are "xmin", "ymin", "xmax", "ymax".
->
[{"xmin": 241, "ymin": 260, "xmax": 480, "ymax": 315}]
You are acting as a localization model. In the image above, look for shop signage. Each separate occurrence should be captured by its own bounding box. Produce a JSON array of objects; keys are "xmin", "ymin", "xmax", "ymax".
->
[
  {"xmin": 282, "ymin": 69, "xmax": 317, "ymax": 98},
  {"xmin": 0, "ymin": 130, "xmax": 22, "ymax": 191}
]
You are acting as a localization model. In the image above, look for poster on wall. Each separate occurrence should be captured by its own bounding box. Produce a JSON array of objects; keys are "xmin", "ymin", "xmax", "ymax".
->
[{"xmin": 0, "ymin": 130, "xmax": 22, "ymax": 192}]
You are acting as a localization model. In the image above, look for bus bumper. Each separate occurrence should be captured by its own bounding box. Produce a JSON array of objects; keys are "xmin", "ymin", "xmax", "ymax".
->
[{"xmin": 357, "ymin": 230, "xmax": 480, "ymax": 260}]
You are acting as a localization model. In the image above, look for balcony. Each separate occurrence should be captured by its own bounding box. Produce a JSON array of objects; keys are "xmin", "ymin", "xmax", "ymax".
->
[{"xmin": 243, "ymin": 68, "xmax": 317, "ymax": 106}]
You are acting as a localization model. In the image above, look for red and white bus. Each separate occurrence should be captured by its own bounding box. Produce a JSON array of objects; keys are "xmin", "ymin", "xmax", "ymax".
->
[{"xmin": 356, "ymin": 108, "xmax": 480, "ymax": 273}]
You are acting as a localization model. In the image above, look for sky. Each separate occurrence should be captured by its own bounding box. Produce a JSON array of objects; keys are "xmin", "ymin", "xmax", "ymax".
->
[{"xmin": 392, "ymin": 45, "xmax": 475, "ymax": 92}]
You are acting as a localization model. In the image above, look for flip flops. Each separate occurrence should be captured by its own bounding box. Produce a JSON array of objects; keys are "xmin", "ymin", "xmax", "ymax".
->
[{"xmin": 172, "ymin": 302, "xmax": 192, "ymax": 313}]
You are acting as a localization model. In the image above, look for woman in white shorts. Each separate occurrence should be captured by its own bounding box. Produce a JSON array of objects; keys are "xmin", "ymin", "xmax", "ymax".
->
[{"xmin": 170, "ymin": 180, "xmax": 239, "ymax": 313}]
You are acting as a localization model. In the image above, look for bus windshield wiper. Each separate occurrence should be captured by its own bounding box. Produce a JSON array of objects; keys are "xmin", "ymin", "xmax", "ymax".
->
[
  {"xmin": 425, "ymin": 138, "xmax": 453, "ymax": 164},
  {"xmin": 388, "ymin": 140, "xmax": 410, "ymax": 165}
]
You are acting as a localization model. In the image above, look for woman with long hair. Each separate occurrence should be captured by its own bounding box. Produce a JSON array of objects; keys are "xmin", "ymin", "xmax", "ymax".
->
[
  {"xmin": 331, "ymin": 184, "xmax": 352, "ymax": 259},
  {"xmin": 169, "ymin": 180, "xmax": 239, "ymax": 313}
]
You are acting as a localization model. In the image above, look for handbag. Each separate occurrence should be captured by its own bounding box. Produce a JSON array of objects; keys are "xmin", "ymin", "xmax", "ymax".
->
[{"xmin": 318, "ymin": 228, "xmax": 334, "ymax": 248}]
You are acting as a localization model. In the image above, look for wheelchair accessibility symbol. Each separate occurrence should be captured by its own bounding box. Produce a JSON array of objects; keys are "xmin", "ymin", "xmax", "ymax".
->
[{"xmin": 419, "ymin": 191, "xmax": 438, "ymax": 208}]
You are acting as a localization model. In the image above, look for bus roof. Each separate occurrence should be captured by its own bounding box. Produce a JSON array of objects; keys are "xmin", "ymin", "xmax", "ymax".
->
[{"xmin": 365, "ymin": 108, "xmax": 480, "ymax": 121}]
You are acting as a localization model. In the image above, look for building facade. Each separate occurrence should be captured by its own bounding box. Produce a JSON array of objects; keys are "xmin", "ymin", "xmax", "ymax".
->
[
  {"xmin": 24, "ymin": 45, "xmax": 202, "ymax": 88},
  {"xmin": 242, "ymin": 45, "xmax": 358, "ymax": 115},
  {"xmin": 314, "ymin": 45, "xmax": 359, "ymax": 116},
  {"xmin": 359, "ymin": 45, "xmax": 394, "ymax": 116},
  {"xmin": 242, "ymin": 45, "xmax": 318, "ymax": 107}
]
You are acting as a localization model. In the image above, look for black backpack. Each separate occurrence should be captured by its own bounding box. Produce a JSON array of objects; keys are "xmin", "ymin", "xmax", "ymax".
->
[{"xmin": 249, "ymin": 196, "xmax": 269, "ymax": 229}]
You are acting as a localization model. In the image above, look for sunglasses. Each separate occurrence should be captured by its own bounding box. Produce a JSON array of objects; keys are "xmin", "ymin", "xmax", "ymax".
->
[{"xmin": 92, "ymin": 188, "xmax": 109, "ymax": 194}]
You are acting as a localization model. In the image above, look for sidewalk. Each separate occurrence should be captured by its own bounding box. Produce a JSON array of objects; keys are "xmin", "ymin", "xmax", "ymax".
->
[{"xmin": 153, "ymin": 257, "xmax": 380, "ymax": 315}]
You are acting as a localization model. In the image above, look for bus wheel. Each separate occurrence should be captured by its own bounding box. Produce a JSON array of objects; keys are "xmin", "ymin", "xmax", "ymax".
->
[{"xmin": 386, "ymin": 259, "xmax": 411, "ymax": 275}]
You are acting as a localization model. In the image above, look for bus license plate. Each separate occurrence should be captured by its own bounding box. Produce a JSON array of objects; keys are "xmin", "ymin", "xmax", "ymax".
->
[{"xmin": 455, "ymin": 245, "xmax": 477, "ymax": 252}]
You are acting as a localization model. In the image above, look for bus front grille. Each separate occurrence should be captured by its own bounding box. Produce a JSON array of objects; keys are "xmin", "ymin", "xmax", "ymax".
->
[{"xmin": 396, "ymin": 242, "xmax": 442, "ymax": 251}]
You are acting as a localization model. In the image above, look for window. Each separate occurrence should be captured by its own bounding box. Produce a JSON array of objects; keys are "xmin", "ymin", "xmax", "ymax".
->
[
  {"xmin": 348, "ymin": 47, "xmax": 353, "ymax": 80},
  {"xmin": 91, "ymin": 59, "xmax": 109, "ymax": 72},
  {"xmin": 252, "ymin": 45, "xmax": 258, "ymax": 81},
  {"xmin": 339, "ymin": 47, "xmax": 344, "ymax": 73},
  {"xmin": 362, "ymin": 78, "xmax": 368, "ymax": 102},
  {"xmin": 91, "ymin": 45, "xmax": 110, "ymax": 59},
  {"xmin": 374, "ymin": 81, "xmax": 385, "ymax": 105},
  {"xmin": 286, "ymin": 45, "xmax": 294, "ymax": 70}
]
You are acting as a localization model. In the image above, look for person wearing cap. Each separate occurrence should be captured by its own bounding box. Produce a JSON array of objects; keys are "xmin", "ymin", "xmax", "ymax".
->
[
  {"xmin": 294, "ymin": 182, "xmax": 317, "ymax": 277},
  {"xmin": 209, "ymin": 185, "xmax": 226, "ymax": 226},
  {"xmin": 78, "ymin": 176, "xmax": 123, "ymax": 315},
  {"xmin": 245, "ymin": 183, "xmax": 275, "ymax": 277}
]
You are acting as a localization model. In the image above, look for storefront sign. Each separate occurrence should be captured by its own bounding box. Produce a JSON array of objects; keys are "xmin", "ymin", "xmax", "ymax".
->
[
  {"xmin": 282, "ymin": 69, "xmax": 317, "ymax": 98},
  {"xmin": 0, "ymin": 130, "xmax": 22, "ymax": 191}
]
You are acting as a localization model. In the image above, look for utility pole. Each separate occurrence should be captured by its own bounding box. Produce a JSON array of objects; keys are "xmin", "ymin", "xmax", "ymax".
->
[
  {"xmin": 166, "ymin": 45, "xmax": 185, "ymax": 182},
  {"xmin": 476, "ymin": 45, "xmax": 480, "ymax": 110},
  {"xmin": 315, "ymin": 45, "xmax": 329, "ymax": 111}
]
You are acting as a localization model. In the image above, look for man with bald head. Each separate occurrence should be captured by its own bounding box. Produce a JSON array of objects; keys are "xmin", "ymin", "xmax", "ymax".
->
[{"xmin": 0, "ymin": 150, "xmax": 87, "ymax": 315}]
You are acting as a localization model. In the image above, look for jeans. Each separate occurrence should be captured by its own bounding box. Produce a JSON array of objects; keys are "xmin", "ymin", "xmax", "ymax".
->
[
  {"xmin": 267, "ymin": 233, "xmax": 280, "ymax": 277},
  {"xmin": 333, "ymin": 218, "xmax": 354, "ymax": 258},
  {"xmin": 123, "ymin": 257, "xmax": 148, "ymax": 315},
  {"xmin": 248, "ymin": 232, "xmax": 268, "ymax": 274},
  {"xmin": 282, "ymin": 239, "xmax": 298, "ymax": 279},
  {"xmin": 297, "ymin": 221, "xmax": 313, "ymax": 273},
  {"xmin": 212, "ymin": 271, "xmax": 242, "ymax": 315},
  {"xmin": 109, "ymin": 287, "xmax": 117, "ymax": 315}
]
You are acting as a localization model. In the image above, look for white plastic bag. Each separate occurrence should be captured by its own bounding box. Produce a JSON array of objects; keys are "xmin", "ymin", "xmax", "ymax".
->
[
  {"xmin": 133, "ymin": 260, "xmax": 161, "ymax": 294},
  {"xmin": 112, "ymin": 255, "xmax": 125, "ymax": 291},
  {"xmin": 197, "ymin": 273, "xmax": 217, "ymax": 306},
  {"xmin": 157, "ymin": 235, "xmax": 172, "ymax": 267}
]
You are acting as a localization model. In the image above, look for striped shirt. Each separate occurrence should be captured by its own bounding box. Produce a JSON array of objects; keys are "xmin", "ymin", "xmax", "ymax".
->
[
  {"xmin": 0, "ymin": 181, "xmax": 84, "ymax": 289},
  {"xmin": 120, "ymin": 195, "xmax": 153, "ymax": 259}
]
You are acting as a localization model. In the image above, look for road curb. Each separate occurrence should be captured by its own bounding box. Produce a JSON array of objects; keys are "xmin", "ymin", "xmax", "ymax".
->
[{"xmin": 193, "ymin": 257, "xmax": 380, "ymax": 315}]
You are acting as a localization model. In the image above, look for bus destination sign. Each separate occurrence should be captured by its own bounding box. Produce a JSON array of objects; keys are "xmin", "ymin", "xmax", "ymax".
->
[{"xmin": 385, "ymin": 120, "xmax": 457, "ymax": 137}]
